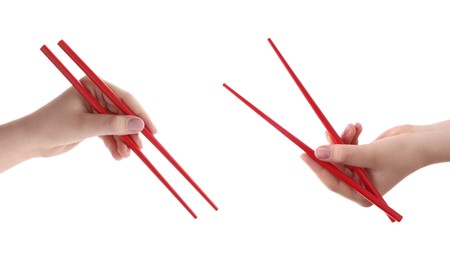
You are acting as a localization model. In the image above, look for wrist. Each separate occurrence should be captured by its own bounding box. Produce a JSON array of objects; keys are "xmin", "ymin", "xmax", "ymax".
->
[
  {"xmin": 418, "ymin": 121, "xmax": 450, "ymax": 166},
  {"xmin": 0, "ymin": 116, "xmax": 40, "ymax": 172}
]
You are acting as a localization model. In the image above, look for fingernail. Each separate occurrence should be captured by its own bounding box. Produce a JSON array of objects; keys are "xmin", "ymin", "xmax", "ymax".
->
[
  {"xmin": 315, "ymin": 146, "xmax": 331, "ymax": 159},
  {"xmin": 128, "ymin": 118, "xmax": 144, "ymax": 132}
]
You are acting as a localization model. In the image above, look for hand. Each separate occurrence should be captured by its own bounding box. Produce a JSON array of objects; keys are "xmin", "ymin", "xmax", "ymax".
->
[
  {"xmin": 0, "ymin": 76, "xmax": 157, "ymax": 173},
  {"xmin": 300, "ymin": 121, "xmax": 450, "ymax": 206}
]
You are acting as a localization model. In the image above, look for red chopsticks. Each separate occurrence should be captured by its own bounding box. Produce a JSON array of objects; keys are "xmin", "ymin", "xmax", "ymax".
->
[
  {"xmin": 223, "ymin": 38, "xmax": 402, "ymax": 222},
  {"xmin": 41, "ymin": 40, "xmax": 218, "ymax": 218},
  {"xmin": 267, "ymin": 39, "xmax": 395, "ymax": 222}
]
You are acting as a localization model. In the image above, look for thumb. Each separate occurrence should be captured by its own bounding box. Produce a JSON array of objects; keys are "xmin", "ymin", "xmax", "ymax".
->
[
  {"xmin": 314, "ymin": 144, "xmax": 375, "ymax": 168},
  {"xmin": 81, "ymin": 114, "xmax": 145, "ymax": 137}
]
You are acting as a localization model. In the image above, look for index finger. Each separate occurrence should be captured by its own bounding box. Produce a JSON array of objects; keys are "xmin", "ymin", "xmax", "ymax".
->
[
  {"xmin": 107, "ymin": 80, "xmax": 157, "ymax": 134},
  {"xmin": 83, "ymin": 77, "xmax": 158, "ymax": 134}
]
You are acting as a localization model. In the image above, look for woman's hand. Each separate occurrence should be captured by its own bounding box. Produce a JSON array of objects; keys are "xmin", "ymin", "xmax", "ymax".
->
[
  {"xmin": 301, "ymin": 121, "xmax": 450, "ymax": 206},
  {"xmin": 0, "ymin": 76, "xmax": 157, "ymax": 173}
]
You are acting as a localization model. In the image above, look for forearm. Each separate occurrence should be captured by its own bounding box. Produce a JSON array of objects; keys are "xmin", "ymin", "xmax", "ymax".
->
[
  {"xmin": 416, "ymin": 120, "xmax": 450, "ymax": 166},
  {"xmin": 0, "ymin": 116, "xmax": 37, "ymax": 173}
]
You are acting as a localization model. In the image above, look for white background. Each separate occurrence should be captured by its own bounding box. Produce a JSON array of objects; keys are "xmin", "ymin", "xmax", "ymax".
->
[{"xmin": 1, "ymin": 0, "xmax": 450, "ymax": 259}]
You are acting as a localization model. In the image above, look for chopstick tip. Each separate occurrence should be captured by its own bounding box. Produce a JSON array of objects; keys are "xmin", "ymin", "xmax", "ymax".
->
[
  {"xmin": 40, "ymin": 45, "xmax": 48, "ymax": 52},
  {"xmin": 222, "ymin": 83, "xmax": 232, "ymax": 91},
  {"xmin": 58, "ymin": 39, "xmax": 69, "ymax": 49}
]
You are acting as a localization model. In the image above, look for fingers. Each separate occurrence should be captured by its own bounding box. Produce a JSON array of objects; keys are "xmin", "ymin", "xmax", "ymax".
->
[
  {"xmin": 80, "ymin": 114, "xmax": 145, "ymax": 138},
  {"xmin": 79, "ymin": 113, "xmax": 148, "ymax": 160},
  {"xmin": 315, "ymin": 144, "xmax": 376, "ymax": 169},
  {"xmin": 79, "ymin": 76, "xmax": 158, "ymax": 135},
  {"xmin": 326, "ymin": 123, "xmax": 363, "ymax": 146},
  {"xmin": 324, "ymin": 123, "xmax": 364, "ymax": 172},
  {"xmin": 113, "ymin": 134, "xmax": 143, "ymax": 159},
  {"xmin": 341, "ymin": 124, "xmax": 354, "ymax": 144},
  {"xmin": 300, "ymin": 153, "xmax": 369, "ymax": 206},
  {"xmin": 339, "ymin": 123, "xmax": 362, "ymax": 145},
  {"xmin": 130, "ymin": 133, "xmax": 143, "ymax": 149},
  {"xmin": 101, "ymin": 136, "xmax": 122, "ymax": 160},
  {"xmin": 301, "ymin": 153, "xmax": 341, "ymax": 191},
  {"xmin": 101, "ymin": 134, "xmax": 144, "ymax": 160},
  {"xmin": 351, "ymin": 122, "xmax": 363, "ymax": 145},
  {"xmin": 77, "ymin": 77, "xmax": 151, "ymax": 160},
  {"xmin": 101, "ymin": 79, "xmax": 158, "ymax": 135}
]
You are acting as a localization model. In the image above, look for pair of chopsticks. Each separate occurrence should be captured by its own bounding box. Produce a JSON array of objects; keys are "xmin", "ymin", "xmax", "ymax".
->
[
  {"xmin": 41, "ymin": 40, "xmax": 218, "ymax": 219},
  {"xmin": 223, "ymin": 38, "xmax": 402, "ymax": 222}
]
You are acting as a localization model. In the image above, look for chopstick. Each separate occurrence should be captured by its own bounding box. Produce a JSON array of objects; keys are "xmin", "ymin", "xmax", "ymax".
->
[
  {"xmin": 221, "ymin": 38, "xmax": 403, "ymax": 221},
  {"xmin": 267, "ymin": 38, "xmax": 395, "ymax": 222},
  {"xmin": 41, "ymin": 43, "xmax": 202, "ymax": 218},
  {"xmin": 56, "ymin": 40, "xmax": 218, "ymax": 212},
  {"xmin": 222, "ymin": 83, "xmax": 402, "ymax": 222}
]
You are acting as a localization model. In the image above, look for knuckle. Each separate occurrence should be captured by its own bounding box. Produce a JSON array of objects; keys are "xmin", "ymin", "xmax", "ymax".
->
[
  {"xmin": 333, "ymin": 148, "xmax": 350, "ymax": 163},
  {"xmin": 389, "ymin": 124, "xmax": 414, "ymax": 136},
  {"xmin": 109, "ymin": 116, "xmax": 125, "ymax": 134}
]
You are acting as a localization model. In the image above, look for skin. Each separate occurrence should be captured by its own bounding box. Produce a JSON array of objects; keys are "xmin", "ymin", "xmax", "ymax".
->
[
  {"xmin": 301, "ymin": 120, "xmax": 450, "ymax": 207},
  {"xmin": 0, "ymin": 76, "xmax": 157, "ymax": 174},
  {"xmin": 3, "ymin": 75, "xmax": 450, "ymax": 210}
]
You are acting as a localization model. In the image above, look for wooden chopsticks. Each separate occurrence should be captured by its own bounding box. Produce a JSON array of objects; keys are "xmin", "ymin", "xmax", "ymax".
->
[
  {"xmin": 222, "ymin": 38, "xmax": 402, "ymax": 222},
  {"xmin": 41, "ymin": 40, "xmax": 218, "ymax": 218}
]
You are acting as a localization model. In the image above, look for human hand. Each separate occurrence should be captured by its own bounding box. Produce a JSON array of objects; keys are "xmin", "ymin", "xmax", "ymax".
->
[
  {"xmin": 10, "ymin": 76, "xmax": 156, "ymax": 163},
  {"xmin": 30, "ymin": 76, "xmax": 157, "ymax": 159},
  {"xmin": 300, "ymin": 121, "xmax": 450, "ymax": 206}
]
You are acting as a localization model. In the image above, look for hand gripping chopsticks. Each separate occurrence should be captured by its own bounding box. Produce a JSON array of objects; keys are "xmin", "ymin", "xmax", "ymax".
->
[
  {"xmin": 41, "ymin": 40, "xmax": 218, "ymax": 218},
  {"xmin": 267, "ymin": 39, "xmax": 396, "ymax": 222},
  {"xmin": 223, "ymin": 38, "xmax": 402, "ymax": 222}
]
